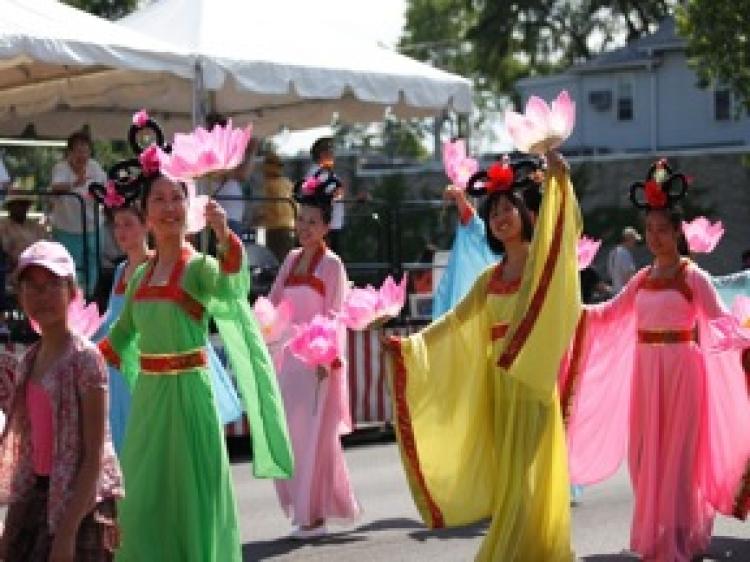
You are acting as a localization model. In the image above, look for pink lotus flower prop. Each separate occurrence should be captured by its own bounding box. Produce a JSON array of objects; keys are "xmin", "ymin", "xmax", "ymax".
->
[
  {"xmin": 158, "ymin": 120, "xmax": 253, "ymax": 182},
  {"xmin": 31, "ymin": 291, "xmax": 103, "ymax": 339},
  {"xmin": 682, "ymin": 217, "xmax": 724, "ymax": 254},
  {"xmin": 288, "ymin": 315, "xmax": 341, "ymax": 369},
  {"xmin": 442, "ymin": 139, "xmax": 478, "ymax": 189},
  {"xmin": 505, "ymin": 90, "xmax": 576, "ymax": 155},
  {"xmin": 577, "ymin": 236, "xmax": 602, "ymax": 271},
  {"xmin": 253, "ymin": 297, "xmax": 293, "ymax": 344},
  {"xmin": 339, "ymin": 275, "xmax": 408, "ymax": 331},
  {"xmin": 710, "ymin": 296, "xmax": 750, "ymax": 352}
]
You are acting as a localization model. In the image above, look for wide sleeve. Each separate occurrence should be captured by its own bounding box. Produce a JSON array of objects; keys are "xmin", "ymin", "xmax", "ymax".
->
[
  {"xmin": 560, "ymin": 271, "xmax": 643, "ymax": 485},
  {"xmin": 690, "ymin": 266, "xmax": 750, "ymax": 515},
  {"xmin": 203, "ymin": 237, "xmax": 294, "ymax": 479},
  {"xmin": 387, "ymin": 266, "xmax": 496, "ymax": 529},
  {"xmin": 432, "ymin": 209, "xmax": 497, "ymax": 320},
  {"xmin": 712, "ymin": 270, "xmax": 750, "ymax": 307},
  {"xmin": 496, "ymin": 167, "xmax": 582, "ymax": 403},
  {"xmin": 267, "ymin": 250, "xmax": 296, "ymax": 305},
  {"xmin": 320, "ymin": 255, "xmax": 352, "ymax": 434},
  {"xmin": 193, "ymin": 232, "xmax": 249, "ymax": 303},
  {"xmin": 92, "ymin": 262, "xmax": 126, "ymax": 343},
  {"xmin": 97, "ymin": 267, "xmax": 143, "ymax": 390}
]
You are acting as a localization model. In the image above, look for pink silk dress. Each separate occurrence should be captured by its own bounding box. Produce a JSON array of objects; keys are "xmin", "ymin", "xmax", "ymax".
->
[
  {"xmin": 268, "ymin": 244, "xmax": 361, "ymax": 527},
  {"xmin": 560, "ymin": 260, "xmax": 750, "ymax": 562}
]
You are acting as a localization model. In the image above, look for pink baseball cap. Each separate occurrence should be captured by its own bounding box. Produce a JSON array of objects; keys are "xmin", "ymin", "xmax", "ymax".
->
[{"xmin": 15, "ymin": 241, "xmax": 76, "ymax": 279}]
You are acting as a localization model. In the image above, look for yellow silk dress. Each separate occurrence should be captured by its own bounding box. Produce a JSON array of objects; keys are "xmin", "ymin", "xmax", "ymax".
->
[{"xmin": 388, "ymin": 169, "xmax": 581, "ymax": 561}]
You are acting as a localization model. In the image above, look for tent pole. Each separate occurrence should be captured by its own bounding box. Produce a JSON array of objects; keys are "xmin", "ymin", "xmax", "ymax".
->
[{"xmin": 192, "ymin": 59, "xmax": 206, "ymax": 127}]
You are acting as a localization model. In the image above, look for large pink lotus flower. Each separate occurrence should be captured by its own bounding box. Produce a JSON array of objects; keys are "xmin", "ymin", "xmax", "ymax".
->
[
  {"xmin": 505, "ymin": 90, "xmax": 576, "ymax": 155},
  {"xmin": 442, "ymin": 139, "xmax": 478, "ymax": 189},
  {"xmin": 682, "ymin": 217, "xmax": 724, "ymax": 254},
  {"xmin": 31, "ymin": 291, "xmax": 103, "ymax": 339},
  {"xmin": 576, "ymin": 236, "xmax": 601, "ymax": 271},
  {"xmin": 253, "ymin": 297, "xmax": 293, "ymax": 344},
  {"xmin": 710, "ymin": 296, "xmax": 750, "ymax": 352},
  {"xmin": 158, "ymin": 120, "xmax": 253, "ymax": 182},
  {"xmin": 339, "ymin": 275, "xmax": 408, "ymax": 331},
  {"xmin": 288, "ymin": 315, "xmax": 341, "ymax": 368}
]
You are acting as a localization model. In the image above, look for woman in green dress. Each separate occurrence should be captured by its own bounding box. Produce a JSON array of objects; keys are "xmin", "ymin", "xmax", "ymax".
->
[{"xmin": 98, "ymin": 172, "xmax": 293, "ymax": 562}]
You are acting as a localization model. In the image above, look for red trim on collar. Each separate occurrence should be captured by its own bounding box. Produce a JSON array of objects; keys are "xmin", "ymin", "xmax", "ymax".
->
[
  {"xmin": 638, "ymin": 260, "xmax": 693, "ymax": 303},
  {"xmin": 458, "ymin": 205, "xmax": 475, "ymax": 226},
  {"xmin": 134, "ymin": 247, "xmax": 205, "ymax": 322},
  {"xmin": 284, "ymin": 244, "xmax": 328, "ymax": 297},
  {"xmin": 487, "ymin": 262, "xmax": 521, "ymax": 295}
]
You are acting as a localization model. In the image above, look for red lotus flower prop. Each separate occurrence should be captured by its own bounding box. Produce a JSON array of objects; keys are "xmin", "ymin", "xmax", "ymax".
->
[
  {"xmin": 505, "ymin": 90, "xmax": 576, "ymax": 155},
  {"xmin": 442, "ymin": 139, "xmax": 479, "ymax": 189},
  {"xmin": 682, "ymin": 216, "xmax": 724, "ymax": 254},
  {"xmin": 30, "ymin": 291, "xmax": 103, "ymax": 339},
  {"xmin": 158, "ymin": 120, "xmax": 253, "ymax": 182},
  {"xmin": 339, "ymin": 275, "xmax": 408, "ymax": 331},
  {"xmin": 576, "ymin": 236, "xmax": 602, "ymax": 271},
  {"xmin": 253, "ymin": 297, "xmax": 293, "ymax": 344}
]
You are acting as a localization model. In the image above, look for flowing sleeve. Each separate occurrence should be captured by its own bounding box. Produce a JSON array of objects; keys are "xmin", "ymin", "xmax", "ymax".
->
[
  {"xmin": 321, "ymin": 255, "xmax": 352, "ymax": 434},
  {"xmin": 690, "ymin": 266, "xmax": 750, "ymax": 514},
  {"xmin": 388, "ymin": 266, "xmax": 495, "ymax": 529},
  {"xmin": 496, "ymin": 168, "xmax": 582, "ymax": 403},
  {"xmin": 97, "ymin": 267, "xmax": 143, "ymax": 390},
  {"xmin": 432, "ymin": 208, "xmax": 497, "ymax": 319},
  {"xmin": 92, "ymin": 261, "xmax": 126, "ymax": 343},
  {"xmin": 196, "ymin": 235, "xmax": 294, "ymax": 479},
  {"xmin": 560, "ymin": 271, "xmax": 643, "ymax": 485},
  {"xmin": 712, "ymin": 270, "xmax": 750, "ymax": 307},
  {"xmin": 267, "ymin": 250, "xmax": 296, "ymax": 305}
]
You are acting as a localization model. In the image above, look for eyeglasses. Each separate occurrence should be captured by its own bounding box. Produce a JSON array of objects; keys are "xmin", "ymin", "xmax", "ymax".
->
[{"xmin": 19, "ymin": 278, "xmax": 67, "ymax": 295}]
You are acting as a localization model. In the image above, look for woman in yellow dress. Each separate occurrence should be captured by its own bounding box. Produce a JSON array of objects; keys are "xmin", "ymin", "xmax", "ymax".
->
[{"xmin": 385, "ymin": 151, "xmax": 581, "ymax": 561}]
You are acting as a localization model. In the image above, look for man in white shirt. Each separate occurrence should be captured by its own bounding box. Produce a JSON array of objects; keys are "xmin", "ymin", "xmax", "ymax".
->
[
  {"xmin": 49, "ymin": 131, "xmax": 107, "ymax": 291},
  {"xmin": 608, "ymin": 226, "xmax": 641, "ymax": 293}
]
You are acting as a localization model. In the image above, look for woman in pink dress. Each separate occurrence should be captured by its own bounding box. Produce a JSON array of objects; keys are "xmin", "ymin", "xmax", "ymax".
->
[
  {"xmin": 560, "ymin": 160, "xmax": 750, "ymax": 561},
  {"xmin": 268, "ymin": 168, "xmax": 361, "ymax": 539}
]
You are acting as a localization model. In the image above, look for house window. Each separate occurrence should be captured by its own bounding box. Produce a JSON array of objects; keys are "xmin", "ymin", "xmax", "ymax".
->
[
  {"xmin": 617, "ymin": 79, "xmax": 633, "ymax": 121},
  {"xmin": 714, "ymin": 89, "xmax": 731, "ymax": 120}
]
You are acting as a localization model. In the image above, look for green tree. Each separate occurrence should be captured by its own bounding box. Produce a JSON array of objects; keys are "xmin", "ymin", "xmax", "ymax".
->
[
  {"xmin": 677, "ymin": 0, "xmax": 750, "ymax": 112},
  {"xmin": 62, "ymin": 0, "xmax": 137, "ymax": 19}
]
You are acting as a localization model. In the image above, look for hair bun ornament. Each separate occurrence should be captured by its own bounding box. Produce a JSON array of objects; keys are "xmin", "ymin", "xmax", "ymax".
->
[
  {"xmin": 629, "ymin": 158, "xmax": 689, "ymax": 210},
  {"xmin": 128, "ymin": 109, "xmax": 166, "ymax": 156},
  {"xmin": 88, "ymin": 178, "xmax": 141, "ymax": 210},
  {"xmin": 465, "ymin": 154, "xmax": 545, "ymax": 198},
  {"xmin": 294, "ymin": 165, "xmax": 342, "ymax": 202}
]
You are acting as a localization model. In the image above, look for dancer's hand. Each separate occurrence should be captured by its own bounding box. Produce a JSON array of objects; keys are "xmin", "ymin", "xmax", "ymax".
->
[
  {"xmin": 545, "ymin": 150, "xmax": 569, "ymax": 176},
  {"xmin": 205, "ymin": 199, "xmax": 230, "ymax": 246},
  {"xmin": 443, "ymin": 185, "xmax": 464, "ymax": 203}
]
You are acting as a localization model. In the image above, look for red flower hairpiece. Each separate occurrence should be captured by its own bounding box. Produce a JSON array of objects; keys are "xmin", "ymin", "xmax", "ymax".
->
[
  {"xmin": 486, "ymin": 162, "xmax": 514, "ymax": 193},
  {"xmin": 644, "ymin": 179, "xmax": 667, "ymax": 208}
]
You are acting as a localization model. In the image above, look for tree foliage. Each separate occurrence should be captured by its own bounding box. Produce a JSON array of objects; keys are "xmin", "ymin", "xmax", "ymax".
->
[
  {"xmin": 62, "ymin": 0, "xmax": 137, "ymax": 20},
  {"xmin": 400, "ymin": 0, "xmax": 675, "ymax": 97},
  {"xmin": 677, "ymin": 0, "xmax": 750, "ymax": 112}
]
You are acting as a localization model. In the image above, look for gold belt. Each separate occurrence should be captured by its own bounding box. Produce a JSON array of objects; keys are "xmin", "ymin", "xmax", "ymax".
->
[
  {"xmin": 140, "ymin": 349, "xmax": 208, "ymax": 375},
  {"xmin": 637, "ymin": 329, "xmax": 697, "ymax": 345}
]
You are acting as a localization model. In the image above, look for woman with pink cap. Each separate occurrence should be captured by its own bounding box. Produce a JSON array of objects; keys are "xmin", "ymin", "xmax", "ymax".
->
[{"xmin": 0, "ymin": 240, "xmax": 123, "ymax": 561}]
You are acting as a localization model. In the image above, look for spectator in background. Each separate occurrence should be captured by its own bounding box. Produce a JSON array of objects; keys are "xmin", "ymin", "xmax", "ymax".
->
[
  {"xmin": 607, "ymin": 226, "xmax": 641, "ymax": 293},
  {"xmin": 260, "ymin": 151, "xmax": 296, "ymax": 262},
  {"xmin": 742, "ymin": 249, "xmax": 750, "ymax": 270},
  {"xmin": 49, "ymin": 131, "xmax": 107, "ymax": 291},
  {"xmin": 0, "ymin": 154, "xmax": 9, "ymax": 192},
  {"xmin": 0, "ymin": 188, "xmax": 49, "ymax": 272},
  {"xmin": 92, "ymin": 210, "xmax": 126, "ymax": 313},
  {"xmin": 412, "ymin": 243, "xmax": 437, "ymax": 294},
  {"xmin": 579, "ymin": 265, "xmax": 611, "ymax": 304},
  {"xmin": 308, "ymin": 137, "xmax": 345, "ymax": 253},
  {"xmin": 217, "ymin": 137, "xmax": 259, "ymax": 237}
]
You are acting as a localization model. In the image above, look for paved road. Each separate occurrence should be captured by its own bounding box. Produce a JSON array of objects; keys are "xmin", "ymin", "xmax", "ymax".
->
[{"xmin": 232, "ymin": 434, "xmax": 750, "ymax": 561}]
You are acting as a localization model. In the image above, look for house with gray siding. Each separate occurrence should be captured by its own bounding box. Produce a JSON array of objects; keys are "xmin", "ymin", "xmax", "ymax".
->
[{"xmin": 515, "ymin": 18, "xmax": 750, "ymax": 155}]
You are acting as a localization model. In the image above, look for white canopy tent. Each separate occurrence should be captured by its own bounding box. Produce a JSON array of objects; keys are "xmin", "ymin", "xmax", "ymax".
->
[
  {"xmin": 0, "ymin": 0, "xmax": 196, "ymax": 139},
  {"xmin": 117, "ymin": 0, "xmax": 472, "ymax": 136}
]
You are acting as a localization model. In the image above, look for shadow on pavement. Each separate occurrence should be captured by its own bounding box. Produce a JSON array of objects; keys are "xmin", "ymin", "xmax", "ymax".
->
[
  {"xmin": 354, "ymin": 517, "xmax": 423, "ymax": 533},
  {"xmin": 243, "ymin": 533, "xmax": 365, "ymax": 560},
  {"xmin": 582, "ymin": 536, "xmax": 750, "ymax": 561},
  {"xmin": 408, "ymin": 520, "xmax": 488, "ymax": 542}
]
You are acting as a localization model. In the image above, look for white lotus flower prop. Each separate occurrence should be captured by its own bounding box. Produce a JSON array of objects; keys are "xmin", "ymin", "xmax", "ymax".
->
[{"xmin": 505, "ymin": 90, "xmax": 576, "ymax": 155}]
